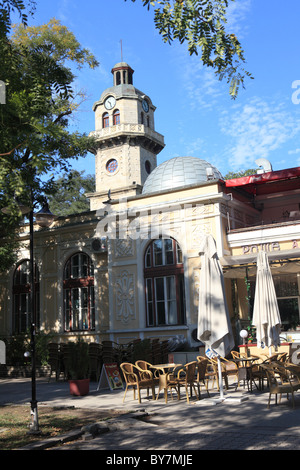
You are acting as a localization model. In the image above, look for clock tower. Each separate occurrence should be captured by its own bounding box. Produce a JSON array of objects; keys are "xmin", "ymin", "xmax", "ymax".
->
[{"xmin": 88, "ymin": 62, "xmax": 165, "ymax": 210}]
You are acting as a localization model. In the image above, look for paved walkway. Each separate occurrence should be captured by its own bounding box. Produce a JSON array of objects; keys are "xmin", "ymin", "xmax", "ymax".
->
[{"xmin": 1, "ymin": 376, "xmax": 300, "ymax": 451}]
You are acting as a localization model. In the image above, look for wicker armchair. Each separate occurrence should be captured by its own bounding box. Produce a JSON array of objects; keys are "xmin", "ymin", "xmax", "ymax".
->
[
  {"xmin": 167, "ymin": 361, "xmax": 199, "ymax": 403},
  {"xmin": 209, "ymin": 358, "xmax": 229, "ymax": 391},
  {"xmin": 120, "ymin": 362, "xmax": 156, "ymax": 403},
  {"xmin": 260, "ymin": 363, "xmax": 300, "ymax": 408},
  {"xmin": 196, "ymin": 357, "xmax": 210, "ymax": 397}
]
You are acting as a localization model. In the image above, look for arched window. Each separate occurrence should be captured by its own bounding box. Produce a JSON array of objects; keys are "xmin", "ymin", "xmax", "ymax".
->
[
  {"xmin": 102, "ymin": 112, "xmax": 109, "ymax": 128},
  {"xmin": 145, "ymin": 160, "xmax": 151, "ymax": 175},
  {"xmin": 13, "ymin": 260, "xmax": 40, "ymax": 333},
  {"xmin": 113, "ymin": 109, "xmax": 120, "ymax": 125},
  {"xmin": 63, "ymin": 253, "xmax": 95, "ymax": 331},
  {"xmin": 116, "ymin": 71, "xmax": 121, "ymax": 85},
  {"xmin": 144, "ymin": 238, "xmax": 185, "ymax": 327}
]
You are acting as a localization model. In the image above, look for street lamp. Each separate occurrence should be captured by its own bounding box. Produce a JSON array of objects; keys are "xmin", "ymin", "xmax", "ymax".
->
[
  {"xmin": 2, "ymin": 200, "xmax": 56, "ymax": 433},
  {"xmin": 28, "ymin": 203, "xmax": 56, "ymax": 433},
  {"xmin": 240, "ymin": 329, "xmax": 248, "ymax": 345}
]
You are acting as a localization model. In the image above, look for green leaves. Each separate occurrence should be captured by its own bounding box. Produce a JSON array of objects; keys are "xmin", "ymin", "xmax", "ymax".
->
[
  {"xmin": 0, "ymin": 0, "xmax": 36, "ymax": 35},
  {"xmin": 0, "ymin": 15, "xmax": 98, "ymax": 271},
  {"xmin": 46, "ymin": 170, "xmax": 95, "ymax": 217},
  {"xmin": 127, "ymin": 0, "xmax": 253, "ymax": 98}
]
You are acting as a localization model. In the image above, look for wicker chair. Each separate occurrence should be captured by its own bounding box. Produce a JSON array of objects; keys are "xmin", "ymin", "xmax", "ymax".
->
[
  {"xmin": 120, "ymin": 362, "xmax": 156, "ymax": 403},
  {"xmin": 196, "ymin": 357, "xmax": 210, "ymax": 397},
  {"xmin": 221, "ymin": 357, "xmax": 240, "ymax": 387},
  {"xmin": 135, "ymin": 360, "xmax": 160, "ymax": 395},
  {"xmin": 231, "ymin": 350, "xmax": 247, "ymax": 362},
  {"xmin": 277, "ymin": 352, "xmax": 288, "ymax": 363},
  {"xmin": 209, "ymin": 358, "xmax": 229, "ymax": 391},
  {"xmin": 251, "ymin": 354, "xmax": 281, "ymax": 391},
  {"xmin": 260, "ymin": 363, "xmax": 300, "ymax": 408},
  {"xmin": 197, "ymin": 355, "xmax": 219, "ymax": 390},
  {"xmin": 170, "ymin": 361, "xmax": 199, "ymax": 403}
]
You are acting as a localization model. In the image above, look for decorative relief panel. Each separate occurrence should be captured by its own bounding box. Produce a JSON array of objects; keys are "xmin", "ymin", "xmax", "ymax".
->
[
  {"xmin": 114, "ymin": 238, "xmax": 134, "ymax": 258},
  {"xmin": 115, "ymin": 270, "xmax": 135, "ymax": 324},
  {"xmin": 186, "ymin": 204, "xmax": 214, "ymax": 219},
  {"xmin": 191, "ymin": 221, "xmax": 212, "ymax": 248}
]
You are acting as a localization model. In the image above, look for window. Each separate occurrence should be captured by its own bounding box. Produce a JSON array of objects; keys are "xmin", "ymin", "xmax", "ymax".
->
[
  {"xmin": 145, "ymin": 160, "xmax": 151, "ymax": 174},
  {"xmin": 106, "ymin": 158, "xmax": 118, "ymax": 174},
  {"xmin": 63, "ymin": 253, "xmax": 95, "ymax": 331},
  {"xmin": 274, "ymin": 274, "xmax": 300, "ymax": 330},
  {"xmin": 113, "ymin": 109, "xmax": 120, "ymax": 125},
  {"xmin": 249, "ymin": 273, "xmax": 300, "ymax": 331},
  {"xmin": 102, "ymin": 112, "xmax": 109, "ymax": 128},
  {"xmin": 144, "ymin": 238, "xmax": 185, "ymax": 327},
  {"xmin": 13, "ymin": 260, "xmax": 40, "ymax": 333}
]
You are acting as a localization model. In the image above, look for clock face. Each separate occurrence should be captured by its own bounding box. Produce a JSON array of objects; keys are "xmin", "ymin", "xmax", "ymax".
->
[
  {"xmin": 142, "ymin": 99, "xmax": 149, "ymax": 112},
  {"xmin": 104, "ymin": 96, "xmax": 116, "ymax": 110}
]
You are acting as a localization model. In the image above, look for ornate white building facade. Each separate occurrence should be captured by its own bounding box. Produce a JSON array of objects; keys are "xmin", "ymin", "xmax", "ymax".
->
[{"xmin": 1, "ymin": 62, "xmax": 300, "ymax": 353}]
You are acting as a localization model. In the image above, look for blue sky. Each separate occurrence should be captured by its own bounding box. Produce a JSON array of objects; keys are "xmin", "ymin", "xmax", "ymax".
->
[{"xmin": 23, "ymin": 0, "xmax": 300, "ymax": 178}]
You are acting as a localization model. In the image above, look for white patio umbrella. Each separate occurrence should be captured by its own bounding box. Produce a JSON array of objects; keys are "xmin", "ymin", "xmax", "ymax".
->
[
  {"xmin": 197, "ymin": 234, "xmax": 234, "ymax": 401},
  {"xmin": 252, "ymin": 251, "xmax": 281, "ymax": 355}
]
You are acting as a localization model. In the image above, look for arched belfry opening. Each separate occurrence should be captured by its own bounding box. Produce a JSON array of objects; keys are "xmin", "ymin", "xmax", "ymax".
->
[{"xmin": 112, "ymin": 62, "xmax": 134, "ymax": 86}]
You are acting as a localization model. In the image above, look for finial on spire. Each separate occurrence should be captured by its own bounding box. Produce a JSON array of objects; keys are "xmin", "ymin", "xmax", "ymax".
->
[{"xmin": 120, "ymin": 39, "xmax": 123, "ymax": 62}]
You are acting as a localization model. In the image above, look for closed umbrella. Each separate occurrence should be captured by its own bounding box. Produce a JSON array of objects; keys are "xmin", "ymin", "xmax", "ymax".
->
[
  {"xmin": 252, "ymin": 251, "xmax": 281, "ymax": 354},
  {"xmin": 197, "ymin": 234, "xmax": 234, "ymax": 401}
]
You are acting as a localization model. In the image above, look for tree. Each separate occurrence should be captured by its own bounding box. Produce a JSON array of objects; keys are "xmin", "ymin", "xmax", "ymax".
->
[
  {"xmin": 0, "ymin": 0, "xmax": 36, "ymax": 35},
  {"xmin": 0, "ymin": 17, "xmax": 99, "ymax": 271},
  {"xmin": 47, "ymin": 171, "xmax": 95, "ymax": 217},
  {"xmin": 128, "ymin": 0, "xmax": 253, "ymax": 98},
  {"xmin": 224, "ymin": 169, "xmax": 257, "ymax": 179}
]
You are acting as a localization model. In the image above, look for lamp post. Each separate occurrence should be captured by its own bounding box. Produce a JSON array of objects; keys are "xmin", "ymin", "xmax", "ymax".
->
[
  {"xmin": 240, "ymin": 329, "xmax": 249, "ymax": 358},
  {"xmin": 240, "ymin": 329, "xmax": 248, "ymax": 345},
  {"xmin": 29, "ymin": 203, "xmax": 56, "ymax": 433},
  {"xmin": 2, "ymin": 200, "xmax": 56, "ymax": 433}
]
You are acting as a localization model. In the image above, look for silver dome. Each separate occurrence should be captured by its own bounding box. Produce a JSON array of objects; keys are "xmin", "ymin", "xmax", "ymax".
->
[{"xmin": 142, "ymin": 157, "xmax": 223, "ymax": 194}]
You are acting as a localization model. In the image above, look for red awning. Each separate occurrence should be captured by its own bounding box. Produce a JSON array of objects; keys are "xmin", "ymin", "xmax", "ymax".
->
[{"xmin": 225, "ymin": 167, "xmax": 300, "ymax": 195}]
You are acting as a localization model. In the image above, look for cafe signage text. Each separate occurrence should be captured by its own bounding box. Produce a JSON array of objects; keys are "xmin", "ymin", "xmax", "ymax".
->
[{"xmin": 242, "ymin": 240, "xmax": 299, "ymax": 255}]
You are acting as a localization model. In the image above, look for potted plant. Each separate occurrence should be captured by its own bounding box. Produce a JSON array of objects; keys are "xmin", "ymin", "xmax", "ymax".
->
[{"xmin": 66, "ymin": 340, "xmax": 90, "ymax": 396}]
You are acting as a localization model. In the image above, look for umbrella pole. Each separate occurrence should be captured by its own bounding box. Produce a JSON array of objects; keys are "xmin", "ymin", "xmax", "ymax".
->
[{"xmin": 217, "ymin": 356, "xmax": 224, "ymax": 401}]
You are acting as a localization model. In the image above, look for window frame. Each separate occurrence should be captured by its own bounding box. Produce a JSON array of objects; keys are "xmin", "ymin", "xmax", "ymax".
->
[
  {"xmin": 102, "ymin": 112, "xmax": 109, "ymax": 128},
  {"xmin": 249, "ymin": 273, "xmax": 300, "ymax": 331},
  {"xmin": 12, "ymin": 260, "xmax": 40, "ymax": 334},
  {"xmin": 113, "ymin": 109, "xmax": 120, "ymax": 125},
  {"xmin": 144, "ymin": 238, "xmax": 185, "ymax": 327},
  {"xmin": 63, "ymin": 253, "xmax": 95, "ymax": 332}
]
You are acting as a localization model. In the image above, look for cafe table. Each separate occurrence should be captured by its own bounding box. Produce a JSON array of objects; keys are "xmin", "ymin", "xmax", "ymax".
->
[{"xmin": 150, "ymin": 363, "xmax": 183, "ymax": 402}]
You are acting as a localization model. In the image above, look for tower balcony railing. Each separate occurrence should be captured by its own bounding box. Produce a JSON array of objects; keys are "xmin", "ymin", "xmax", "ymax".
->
[{"xmin": 89, "ymin": 123, "xmax": 165, "ymax": 147}]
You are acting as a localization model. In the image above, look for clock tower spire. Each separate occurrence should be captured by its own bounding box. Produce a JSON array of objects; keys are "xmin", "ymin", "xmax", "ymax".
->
[{"xmin": 88, "ymin": 62, "xmax": 165, "ymax": 210}]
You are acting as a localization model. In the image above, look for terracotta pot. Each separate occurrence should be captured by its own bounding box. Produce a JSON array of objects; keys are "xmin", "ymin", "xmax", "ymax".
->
[{"xmin": 69, "ymin": 378, "xmax": 90, "ymax": 396}]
